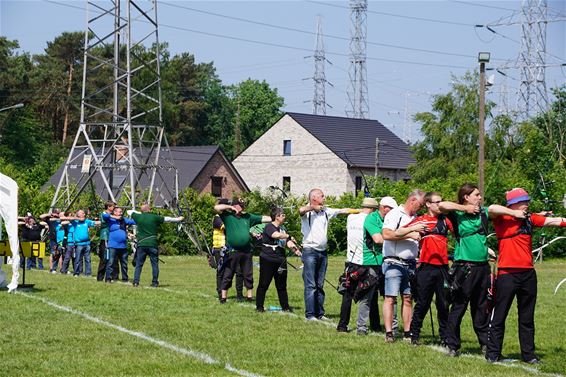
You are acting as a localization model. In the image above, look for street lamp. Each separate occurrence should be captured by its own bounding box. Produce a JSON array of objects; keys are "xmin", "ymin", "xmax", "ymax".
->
[
  {"xmin": 478, "ymin": 52, "xmax": 490, "ymax": 197},
  {"xmin": 0, "ymin": 103, "xmax": 24, "ymax": 113}
]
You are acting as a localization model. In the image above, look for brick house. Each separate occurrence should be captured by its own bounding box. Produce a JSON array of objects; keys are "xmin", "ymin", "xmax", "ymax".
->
[
  {"xmin": 46, "ymin": 145, "xmax": 248, "ymax": 204},
  {"xmin": 232, "ymin": 112, "xmax": 414, "ymax": 197}
]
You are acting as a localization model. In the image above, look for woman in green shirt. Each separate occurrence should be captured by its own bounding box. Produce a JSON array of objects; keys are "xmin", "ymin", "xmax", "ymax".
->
[{"xmin": 439, "ymin": 183, "xmax": 491, "ymax": 357}]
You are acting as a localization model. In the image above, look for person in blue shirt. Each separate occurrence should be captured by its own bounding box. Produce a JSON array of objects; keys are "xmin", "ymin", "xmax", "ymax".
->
[
  {"xmin": 102, "ymin": 207, "xmax": 136, "ymax": 282},
  {"xmin": 64, "ymin": 210, "xmax": 101, "ymax": 277}
]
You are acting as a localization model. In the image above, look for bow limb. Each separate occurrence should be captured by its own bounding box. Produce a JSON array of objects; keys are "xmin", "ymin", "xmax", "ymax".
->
[{"xmin": 554, "ymin": 278, "xmax": 566, "ymax": 295}]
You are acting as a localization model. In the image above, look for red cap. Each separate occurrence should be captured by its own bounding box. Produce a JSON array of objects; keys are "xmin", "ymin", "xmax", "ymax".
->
[{"xmin": 506, "ymin": 188, "xmax": 530, "ymax": 206}]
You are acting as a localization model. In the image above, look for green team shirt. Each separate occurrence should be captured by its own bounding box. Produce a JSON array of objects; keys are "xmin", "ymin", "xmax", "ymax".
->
[
  {"xmin": 131, "ymin": 212, "xmax": 164, "ymax": 248},
  {"xmin": 99, "ymin": 211, "xmax": 110, "ymax": 241},
  {"xmin": 451, "ymin": 208, "xmax": 488, "ymax": 262},
  {"xmin": 362, "ymin": 211, "xmax": 384, "ymax": 266},
  {"xmin": 220, "ymin": 212, "xmax": 262, "ymax": 251}
]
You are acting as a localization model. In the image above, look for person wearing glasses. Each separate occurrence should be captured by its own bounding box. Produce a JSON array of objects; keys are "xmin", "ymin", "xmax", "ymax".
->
[
  {"xmin": 255, "ymin": 207, "xmax": 301, "ymax": 312},
  {"xmin": 381, "ymin": 189, "xmax": 426, "ymax": 343},
  {"xmin": 396, "ymin": 192, "xmax": 453, "ymax": 346},
  {"xmin": 439, "ymin": 183, "xmax": 491, "ymax": 357}
]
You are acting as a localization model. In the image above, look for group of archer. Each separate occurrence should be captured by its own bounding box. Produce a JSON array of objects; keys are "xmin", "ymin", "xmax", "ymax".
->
[
  {"xmin": 30, "ymin": 202, "xmax": 183, "ymax": 287},
  {"xmin": 212, "ymin": 184, "xmax": 565, "ymax": 365}
]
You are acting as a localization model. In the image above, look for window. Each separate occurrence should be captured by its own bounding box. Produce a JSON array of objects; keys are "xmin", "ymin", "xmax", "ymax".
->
[
  {"xmin": 283, "ymin": 140, "xmax": 292, "ymax": 156},
  {"xmin": 283, "ymin": 176, "xmax": 291, "ymax": 192},
  {"xmin": 355, "ymin": 176, "xmax": 363, "ymax": 197},
  {"xmin": 211, "ymin": 176, "xmax": 223, "ymax": 197}
]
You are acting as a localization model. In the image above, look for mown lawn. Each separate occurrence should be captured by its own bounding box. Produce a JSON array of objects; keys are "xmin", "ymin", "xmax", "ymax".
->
[{"xmin": 1, "ymin": 256, "xmax": 565, "ymax": 377}]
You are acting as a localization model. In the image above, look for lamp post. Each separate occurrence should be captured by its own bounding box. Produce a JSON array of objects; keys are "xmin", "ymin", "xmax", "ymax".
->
[
  {"xmin": 478, "ymin": 52, "xmax": 490, "ymax": 198},
  {"xmin": 0, "ymin": 103, "xmax": 24, "ymax": 113}
]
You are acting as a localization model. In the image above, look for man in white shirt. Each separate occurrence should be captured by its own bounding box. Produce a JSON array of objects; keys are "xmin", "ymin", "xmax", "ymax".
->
[
  {"xmin": 299, "ymin": 188, "xmax": 354, "ymax": 320},
  {"xmin": 381, "ymin": 189, "xmax": 426, "ymax": 342}
]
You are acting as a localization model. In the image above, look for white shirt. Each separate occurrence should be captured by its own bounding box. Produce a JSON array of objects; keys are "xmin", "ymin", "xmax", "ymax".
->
[
  {"xmin": 301, "ymin": 207, "xmax": 340, "ymax": 251},
  {"xmin": 346, "ymin": 213, "xmax": 367, "ymax": 265},
  {"xmin": 382, "ymin": 204, "xmax": 419, "ymax": 260}
]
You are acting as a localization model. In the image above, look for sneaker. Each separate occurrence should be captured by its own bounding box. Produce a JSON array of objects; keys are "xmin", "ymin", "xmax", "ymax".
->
[
  {"xmin": 305, "ymin": 316, "xmax": 318, "ymax": 322},
  {"xmin": 236, "ymin": 295, "xmax": 245, "ymax": 302},
  {"xmin": 486, "ymin": 356, "xmax": 500, "ymax": 364},
  {"xmin": 385, "ymin": 332, "xmax": 395, "ymax": 343},
  {"xmin": 411, "ymin": 339, "xmax": 420, "ymax": 347},
  {"xmin": 447, "ymin": 349, "xmax": 459, "ymax": 357},
  {"xmin": 357, "ymin": 330, "xmax": 368, "ymax": 336},
  {"xmin": 219, "ymin": 298, "xmax": 227, "ymax": 304},
  {"xmin": 73, "ymin": 274, "xmax": 79, "ymax": 278},
  {"xmin": 317, "ymin": 315, "xmax": 330, "ymax": 321},
  {"xmin": 336, "ymin": 326, "xmax": 349, "ymax": 333},
  {"xmin": 256, "ymin": 307, "xmax": 265, "ymax": 313},
  {"xmin": 525, "ymin": 358, "xmax": 541, "ymax": 365},
  {"xmin": 151, "ymin": 283, "xmax": 159, "ymax": 288},
  {"xmin": 132, "ymin": 283, "xmax": 139, "ymax": 287}
]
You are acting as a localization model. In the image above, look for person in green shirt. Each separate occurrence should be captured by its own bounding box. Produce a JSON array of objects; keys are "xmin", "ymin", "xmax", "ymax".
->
[
  {"xmin": 214, "ymin": 199, "xmax": 271, "ymax": 303},
  {"xmin": 439, "ymin": 183, "xmax": 491, "ymax": 357},
  {"xmin": 128, "ymin": 204, "xmax": 184, "ymax": 287}
]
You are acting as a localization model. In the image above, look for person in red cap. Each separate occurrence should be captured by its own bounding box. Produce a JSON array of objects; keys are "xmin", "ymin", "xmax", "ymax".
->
[{"xmin": 486, "ymin": 188, "xmax": 566, "ymax": 364}]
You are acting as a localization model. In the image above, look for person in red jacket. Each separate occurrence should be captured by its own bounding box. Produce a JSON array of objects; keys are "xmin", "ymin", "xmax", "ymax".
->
[
  {"xmin": 486, "ymin": 188, "xmax": 566, "ymax": 364},
  {"xmin": 396, "ymin": 192, "xmax": 453, "ymax": 346}
]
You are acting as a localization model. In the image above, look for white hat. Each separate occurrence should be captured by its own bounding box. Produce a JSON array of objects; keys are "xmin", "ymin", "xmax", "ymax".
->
[
  {"xmin": 361, "ymin": 197, "xmax": 379, "ymax": 209},
  {"xmin": 379, "ymin": 196, "xmax": 398, "ymax": 209}
]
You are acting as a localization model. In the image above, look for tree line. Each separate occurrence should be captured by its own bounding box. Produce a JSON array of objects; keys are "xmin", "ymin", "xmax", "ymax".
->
[{"xmin": 1, "ymin": 33, "xmax": 565, "ymax": 257}]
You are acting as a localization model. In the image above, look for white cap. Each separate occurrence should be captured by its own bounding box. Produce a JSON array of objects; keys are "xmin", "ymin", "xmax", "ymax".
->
[{"xmin": 379, "ymin": 196, "xmax": 398, "ymax": 209}]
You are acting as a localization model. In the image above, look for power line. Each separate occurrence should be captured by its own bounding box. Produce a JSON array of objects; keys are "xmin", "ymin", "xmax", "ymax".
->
[{"xmin": 307, "ymin": 0, "xmax": 476, "ymax": 27}]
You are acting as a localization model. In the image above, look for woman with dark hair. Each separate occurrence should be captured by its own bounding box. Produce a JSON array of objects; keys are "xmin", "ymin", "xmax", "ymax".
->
[
  {"xmin": 19, "ymin": 214, "xmax": 48, "ymax": 270},
  {"xmin": 439, "ymin": 183, "xmax": 491, "ymax": 357},
  {"xmin": 255, "ymin": 207, "xmax": 301, "ymax": 312}
]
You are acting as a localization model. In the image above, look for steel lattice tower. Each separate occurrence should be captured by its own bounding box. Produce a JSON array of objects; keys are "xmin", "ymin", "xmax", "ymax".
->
[
  {"xmin": 346, "ymin": 0, "xmax": 369, "ymax": 119},
  {"xmin": 51, "ymin": 0, "xmax": 178, "ymax": 211},
  {"xmin": 517, "ymin": 0, "xmax": 549, "ymax": 118},
  {"xmin": 312, "ymin": 16, "xmax": 330, "ymax": 115}
]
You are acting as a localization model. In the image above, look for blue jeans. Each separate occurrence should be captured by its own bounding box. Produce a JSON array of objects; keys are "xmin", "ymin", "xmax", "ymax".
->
[
  {"xmin": 133, "ymin": 247, "xmax": 159, "ymax": 285},
  {"xmin": 61, "ymin": 245, "xmax": 75, "ymax": 274},
  {"xmin": 25, "ymin": 257, "xmax": 44, "ymax": 270},
  {"xmin": 105, "ymin": 248, "xmax": 128, "ymax": 281},
  {"xmin": 74, "ymin": 245, "xmax": 92, "ymax": 276},
  {"xmin": 302, "ymin": 247, "xmax": 328, "ymax": 318},
  {"xmin": 382, "ymin": 260, "xmax": 416, "ymax": 296}
]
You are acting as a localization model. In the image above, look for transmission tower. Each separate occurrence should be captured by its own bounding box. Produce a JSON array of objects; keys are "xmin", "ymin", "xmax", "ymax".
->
[
  {"xmin": 517, "ymin": 0, "xmax": 549, "ymax": 118},
  {"xmin": 51, "ymin": 0, "xmax": 178, "ymax": 211},
  {"xmin": 346, "ymin": 0, "xmax": 369, "ymax": 119},
  {"xmin": 312, "ymin": 15, "xmax": 332, "ymax": 115}
]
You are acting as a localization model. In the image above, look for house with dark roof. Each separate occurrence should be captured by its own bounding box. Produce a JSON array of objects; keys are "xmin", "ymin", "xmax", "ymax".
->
[
  {"xmin": 45, "ymin": 146, "xmax": 248, "ymax": 205},
  {"xmin": 232, "ymin": 112, "xmax": 415, "ymax": 197}
]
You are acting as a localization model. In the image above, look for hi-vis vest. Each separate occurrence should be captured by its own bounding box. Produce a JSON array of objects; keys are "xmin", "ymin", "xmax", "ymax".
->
[{"xmin": 212, "ymin": 215, "xmax": 226, "ymax": 249}]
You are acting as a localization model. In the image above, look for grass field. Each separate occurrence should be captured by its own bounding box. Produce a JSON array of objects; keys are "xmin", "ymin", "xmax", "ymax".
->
[{"xmin": 1, "ymin": 255, "xmax": 565, "ymax": 377}]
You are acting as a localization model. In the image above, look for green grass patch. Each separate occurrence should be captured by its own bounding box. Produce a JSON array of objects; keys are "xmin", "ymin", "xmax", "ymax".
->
[{"xmin": 1, "ymin": 256, "xmax": 565, "ymax": 376}]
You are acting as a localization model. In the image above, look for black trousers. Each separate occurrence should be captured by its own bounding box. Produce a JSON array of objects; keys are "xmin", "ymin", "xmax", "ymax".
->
[
  {"xmin": 213, "ymin": 248, "xmax": 243, "ymax": 296},
  {"xmin": 446, "ymin": 263, "xmax": 490, "ymax": 351},
  {"xmin": 410, "ymin": 263, "xmax": 450, "ymax": 342},
  {"xmin": 486, "ymin": 269, "xmax": 537, "ymax": 361},
  {"xmin": 96, "ymin": 240, "xmax": 118, "ymax": 281},
  {"xmin": 337, "ymin": 263, "xmax": 381, "ymax": 331},
  {"xmin": 255, "ymin": 257, "xmax": 289, "ymax": 310},
  {"xmin": 221, "ymin": 251, "xmax": 253, "ymax": 291}
]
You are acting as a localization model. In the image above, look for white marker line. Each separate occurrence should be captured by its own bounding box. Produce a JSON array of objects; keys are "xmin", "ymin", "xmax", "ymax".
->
[{"xmin": 16, "ymin": 291, "xmax": 266, "ymax": 377}]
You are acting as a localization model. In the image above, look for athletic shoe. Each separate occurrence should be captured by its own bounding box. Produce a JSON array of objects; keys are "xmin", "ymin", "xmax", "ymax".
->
[
  {"xmin": 282, "ymin": 307, "xmax": 294, "ymax": 313},
  {"xmin": 50, "ymin": 270, "xmax": 57, "ymax": 274},
  {"xmin": 236, "ymin": 295, "xmax": 245, "ymax": 302},
  {"xmin": 411, "ymin": 339, "xmax": 420, "ymax": 347},
  {"xmin": 151, "ymin": 283, "xmax": 159, "ymax": 288},
  {"xmin": 305, "ymin": 316, "xmax": 318, "ymax": 322},
  {"xmin": 317, "ymin": 315, "xmax": 330, "ymax": 321},
  {"xmin": 132, "ymin": 283, "xmax": 139, "ymax": 287},
  {"xmin": 525, "ymin": 358, "xmax": 541, "ymax": 365},
  {"xmin": 219, "ymin": 298, "xmax": 226, "ymax": 304},
  {"xmin": 357, "ymin": 330, "xmax": 368, "ymax": 336},
  {"xmin": 336, "ymin": 327, "xmax": 349, "ymax": 333},
  {"xmin": 486, "ymin": 355, "xmax": 500, "ymax": 363},
  {"xmin": 447, "ymin": 349, "xmax": 459, "ymax": 357}
]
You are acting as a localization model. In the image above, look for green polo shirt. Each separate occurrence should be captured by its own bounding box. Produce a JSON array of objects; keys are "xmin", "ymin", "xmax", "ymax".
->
[
  {"xmin": 131, "ymin": 212, "xmax": 164, "ymax": 248},
  {"xmin": 220, "ymin": 211, "xmax": 262, "ymax": 251},
  {"xmin": 362, "ymin": 211, "xmax": 384, "ymax": 266},
  {"xmin": 451, "ymin": 208, "xmax": 488, "ymax": 262}
]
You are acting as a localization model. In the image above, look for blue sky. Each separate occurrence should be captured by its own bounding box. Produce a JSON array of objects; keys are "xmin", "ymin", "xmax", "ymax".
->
[{"xmin": 2, "ymin": 0, "xmax": 565, "ymax": 142}]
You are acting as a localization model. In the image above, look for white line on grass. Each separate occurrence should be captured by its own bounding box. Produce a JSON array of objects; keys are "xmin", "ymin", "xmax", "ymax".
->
[{"xmin": 16, "ymin": 291, "xmax": 266, "ymax": 377}]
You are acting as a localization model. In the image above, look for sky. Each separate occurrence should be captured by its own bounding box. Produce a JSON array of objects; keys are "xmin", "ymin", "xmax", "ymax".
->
[{"xmin": 1, "ymin": 0, "xmax": 565, "ymax": 143}]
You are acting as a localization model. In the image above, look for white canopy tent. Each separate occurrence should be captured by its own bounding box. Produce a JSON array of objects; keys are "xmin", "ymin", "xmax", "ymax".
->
[{"xmin": 0, "ymin": 172, "xmax": 20, "ymax": 292}]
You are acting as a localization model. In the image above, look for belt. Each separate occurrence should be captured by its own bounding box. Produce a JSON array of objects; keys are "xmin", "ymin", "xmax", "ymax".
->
[{"xmin": 384, "ymin": 256, "xmax": 416, "ymax": 266}]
